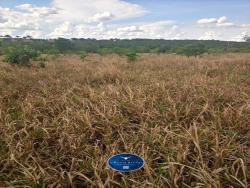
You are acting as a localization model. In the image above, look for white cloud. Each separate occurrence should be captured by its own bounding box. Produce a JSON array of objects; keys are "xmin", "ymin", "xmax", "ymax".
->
[
  {"xmin": 106, "ymin": 20, "xmax": 176, "ymax": 39},
  {"xmin": 197, "ymin": 18, "xmax": 217, "ymax": 24},
  {"xmin": 141, "ymin": 20, "xmax": 175, "ymax": 29},
  {"xmin": 0, "ymin": 2, "xmax": 250, "ymax": 41},
  {"xmin": 197, "ymin": 16, "xmax": 236, "ymax": 27},
  {"xmin": 117, "ymin": 25, "xmax": 142, "ymax": 32},
  {"xmin": 0, "ymin": 4, "xmax": 56, "ymax": 32},
  {"xmin": 16, "ymin": 4, "xmax": 58, "ymax": 16},
  {"xmin": 232, "ymin": 31, "xmax": 248, "ymax": 42},
  {"xmin": 88, "ymin": 12, "xmax": 114, "ymax": 23},
  {"xmin": 52, "ymin": 0, "xmax": 147, "ymax": 23},
  {"xmin": 16, "ymin": 4, "xmax": 33, "ymax": 10},
  {"xmin": 171, "ymin": 25, "xmax": 178, "ymax": 30},
  {"xmin": 241, "ymin": 24, "xmax": 250, "ymax": 28},
  {"xmin": 47, "ymin": 19, "xmax": 176, "ymax": 39},
  {"xmin": 0, "ymin": 17, "xmax": 39, "ymax": 30},
  {"xmin": 217, "ymin": 22, "xmax": 235, "ymax": 27},
  {"xmin": 217, "ymin": 16, "xmax": 227, "ymax": 24},
  {"xmin": 22, "ymin": 30, "xmax": 42, "ymax": 38},
  {"xmin": 0, "ymin": 14, "xmax": 7, "ymax": 23},
  {"xmin": 199, "ymin": 31, "xmax": 217, "ymax": 40},
  {"xmin": 0, "ymin": 29, "xmax": 13, "ymax": 36},
  {"xmin": 48, "ymin": 22, "xmax": 75, "ymax": 38}
]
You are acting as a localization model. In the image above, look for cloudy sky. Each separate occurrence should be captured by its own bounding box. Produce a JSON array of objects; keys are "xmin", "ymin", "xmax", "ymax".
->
[{"xmin": 0, "ymin": 0, "xmax": 250, "ymax": 41}]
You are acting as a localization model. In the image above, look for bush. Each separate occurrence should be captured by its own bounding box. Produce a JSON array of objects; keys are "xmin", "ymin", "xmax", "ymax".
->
[
  {"xmin": 80, "ymin": 51, "xmax": 88, "ymax": 61},
  {"xmin": 39, "ymin": 61, "xmax": 48, "ymax": 68},
  {"xmin": 126, "ymin": 52, "xmax": 138, "ymax": 62},
  {"xmin": 38, "ymin": 57, "xmax": 49, "ymax": 68},
  {"xmin": 5, "ymin": 46, "xmax": 40, "ymax": 65}
]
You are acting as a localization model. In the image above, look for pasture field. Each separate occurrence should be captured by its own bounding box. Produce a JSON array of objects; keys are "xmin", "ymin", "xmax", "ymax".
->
[{"xmin": 0, "ymin": 53, "xmax": 249, "ymax": 187}]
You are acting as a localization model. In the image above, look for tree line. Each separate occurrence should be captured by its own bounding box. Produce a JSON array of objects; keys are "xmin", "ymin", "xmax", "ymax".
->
[{"xmin": 1, "ymin": 37, "xmax": 250, "ymax": 65}]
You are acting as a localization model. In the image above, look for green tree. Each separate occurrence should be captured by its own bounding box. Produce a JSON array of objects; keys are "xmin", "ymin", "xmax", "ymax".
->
[
  {"xmin": 54, "ymin": 38, "xmax": 74, "ymax": 53},
  {"xmin": 5, "ymin": 46, "xmax": 40, "ymax": 65},
  {"xmin": 175, "ymin": 44, "xmax": 206, "ymax": 57}
]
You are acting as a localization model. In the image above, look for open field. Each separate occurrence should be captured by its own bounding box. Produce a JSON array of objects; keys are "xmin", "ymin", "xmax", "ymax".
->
[{"xmin": 0, "ymin": 53, "xmax": 249, "ymax": 187}]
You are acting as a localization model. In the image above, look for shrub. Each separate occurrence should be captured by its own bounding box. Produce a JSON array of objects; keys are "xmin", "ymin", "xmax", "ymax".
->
[
  {"xmin": 39, "ymin": 61, "xmax": 47, "ymax": 68},
  {"xmin": 38, "ymin": 57, "xmax": 49, "ymax": 68},
  {"xmin": 126, "ymin": 52, "xmax": 138, "ymax": 62},
  {"xmin": 5, "ymin": 46, "xmax": 40, "ymax": 65},
  {"xmin": 80, "ymin": 51, "xmax": 88, "ymax": 61}
]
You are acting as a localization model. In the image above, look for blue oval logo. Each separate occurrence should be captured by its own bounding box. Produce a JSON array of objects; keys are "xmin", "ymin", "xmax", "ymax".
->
[{"xmin": 108, "ymin": 153, "xmax": 144, "ymax": 172}]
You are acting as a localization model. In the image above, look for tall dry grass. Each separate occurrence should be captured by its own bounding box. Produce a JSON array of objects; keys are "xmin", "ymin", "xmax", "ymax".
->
[{"xmin": 0, "ymin": 53, "xmax": 249, "ymax": 187}]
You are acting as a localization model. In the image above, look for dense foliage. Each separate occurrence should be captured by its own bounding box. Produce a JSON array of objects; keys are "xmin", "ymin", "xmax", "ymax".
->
[
  {"xmin": 1, "ymin": 38, "xmax": 250, "ymax": 57},
  {"xmin": 4, "ymin": 45, "xmax": 40, "ymax": 65},
  {"xmin": 175, "ymin": 44, "xmax": 206, "ymax": 57}
]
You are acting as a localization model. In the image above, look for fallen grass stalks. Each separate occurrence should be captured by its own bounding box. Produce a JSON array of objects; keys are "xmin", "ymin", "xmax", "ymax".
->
[{"xmin": 0, "ymin": 53, "xmax": 249, "ymax": 187}]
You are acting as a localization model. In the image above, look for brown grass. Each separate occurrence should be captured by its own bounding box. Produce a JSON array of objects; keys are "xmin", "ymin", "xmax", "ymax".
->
[{"xmin": 0, "ymin": 53, "xmax": 249, "ymax": 187}]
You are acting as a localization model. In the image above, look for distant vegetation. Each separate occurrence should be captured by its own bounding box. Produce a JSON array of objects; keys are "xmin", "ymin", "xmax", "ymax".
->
[{"xmin": 1, "ymin": 36, "xmax": 250, "ymax": 61}]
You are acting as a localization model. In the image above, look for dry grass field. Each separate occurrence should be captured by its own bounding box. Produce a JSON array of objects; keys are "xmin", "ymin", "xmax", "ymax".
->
[{"xmin": 0, "ymin": 53, "xmax": 249, "ymax": 187}]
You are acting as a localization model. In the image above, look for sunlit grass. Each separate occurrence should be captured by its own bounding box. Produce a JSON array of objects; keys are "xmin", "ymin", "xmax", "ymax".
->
[{"xmin": 0, "ymin": 53, "xmax": 249, "ymax": 187}]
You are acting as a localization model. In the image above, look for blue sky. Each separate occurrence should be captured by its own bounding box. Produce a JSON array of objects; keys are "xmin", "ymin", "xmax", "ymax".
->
[
  {"xmin": 0, "ymin": 0, "xmax": 250, "ymax": 40},
  {"xmin": 0, "ymin": 0, "xmax": 51, "ymax": 7},
  {"xmin": 133, "ymin": 1, "xmax": 249, "ymax": 19},
  {"xmin": 2, "ymin": 0, "xmax": 250, "ymax": 22}
]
